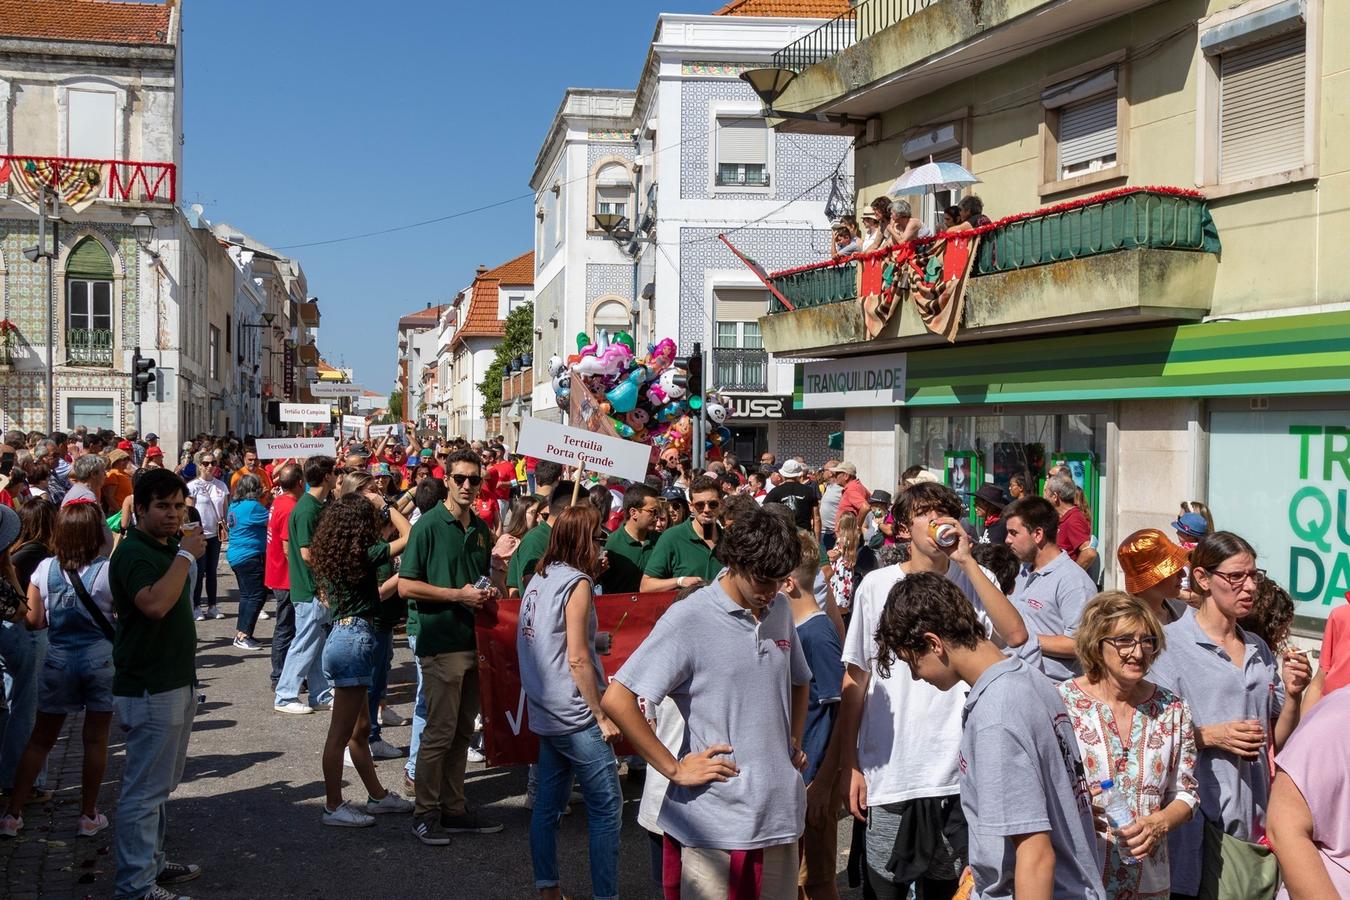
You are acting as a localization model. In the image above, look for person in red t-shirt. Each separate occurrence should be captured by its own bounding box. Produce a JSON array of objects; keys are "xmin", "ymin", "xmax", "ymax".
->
[
  {"xmin": 265, "ymin": 463, "xmax": 306, "ymax": 687},
  {"xmin": 1046, "ymin": 473, "xmax": 1096, "ymax": 573}
]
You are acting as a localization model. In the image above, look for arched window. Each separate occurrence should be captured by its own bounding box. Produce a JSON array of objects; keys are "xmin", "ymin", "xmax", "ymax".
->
[
  {"xmin": 594, "ymin": 163, "xmax": 632, "ymax": 222},
  {"xmin": 591, "ymin": 296, "xmax": 631, "ymax": 334},
  {"xmin": 66, "ymin": 237, "xmax": 115, "ymax": 366}
]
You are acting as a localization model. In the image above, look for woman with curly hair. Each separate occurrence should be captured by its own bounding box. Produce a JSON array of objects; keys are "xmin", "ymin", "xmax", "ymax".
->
[
  {"xmin": 1239, "ymin": 578, "xmax": 1295, "ymax": 656},
  {"xmin": 310, "ymin": 493, "xmax": 413, "ymax": 827}
]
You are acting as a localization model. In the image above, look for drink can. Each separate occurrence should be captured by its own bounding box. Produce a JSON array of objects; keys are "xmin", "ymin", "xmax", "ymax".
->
[{"xmin": 931, "ymin": 522, "xmax": 959, "ymax": 547}]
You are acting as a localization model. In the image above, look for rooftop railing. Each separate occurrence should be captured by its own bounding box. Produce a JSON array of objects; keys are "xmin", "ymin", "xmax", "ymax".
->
[{"xmin": 772, "ymin": 0, "xmax": 938, "ymax": 72}]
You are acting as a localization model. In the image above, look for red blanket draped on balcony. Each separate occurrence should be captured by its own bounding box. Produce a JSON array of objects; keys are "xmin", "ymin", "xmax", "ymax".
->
[{"xmin": 0, "ymin": 157, "xmax": 109, "ymax": 213}]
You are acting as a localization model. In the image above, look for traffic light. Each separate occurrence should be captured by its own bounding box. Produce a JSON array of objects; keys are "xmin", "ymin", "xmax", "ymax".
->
[
  {"xmin": 671, "ymin": 341, "xmax": 705, "ymax": 411},
  {"xmin": 132, "ymin": 347, "xmax": 156, "ymax": 404}
]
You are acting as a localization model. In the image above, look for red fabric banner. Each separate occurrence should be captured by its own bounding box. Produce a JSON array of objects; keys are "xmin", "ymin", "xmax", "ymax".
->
[{"xmin": 475, "ymin": 591, "xmax": 678, "ymax": 767}]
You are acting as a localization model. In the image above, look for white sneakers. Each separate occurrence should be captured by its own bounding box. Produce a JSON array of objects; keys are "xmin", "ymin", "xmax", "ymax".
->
[
  {"xmin": 273, "ymin": 701, "xmax": 313, "ymax": 715},
  {"xmin": 77, "ymin": 812, "xmax": 109, "ymax": 837},
  {"xmin": 0, "ymin": 814, "xmax": 21, "ymax": 838},
  {"xmin": 322, "ymin": 801, "xmax": 374, "ymax": 828},
  {"xmin": 322, "ymin": 791, "xmax": 413, "ymax": 827},
  {"xmin": 365, "ymin": 791, "xmax": 414, "ymax": 815}
]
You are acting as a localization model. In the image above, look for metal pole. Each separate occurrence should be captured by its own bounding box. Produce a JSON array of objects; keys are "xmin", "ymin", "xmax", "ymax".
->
[
  {"xmin": 692, "ymin": 341, "xmax": 706, "ymax": 470},
  {"xmin": 38, "ymin": 189, "xmax": 56, "ymax": 435}
]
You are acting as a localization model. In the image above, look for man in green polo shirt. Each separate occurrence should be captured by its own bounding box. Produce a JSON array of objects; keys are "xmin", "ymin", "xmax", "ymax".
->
[
  {"xmin": 274, "ymin": 455, "xmax": 337, "ymax": 714},
  {"xmin": 505, "ymin": 481, "xmax": 578, "ymax": 597},
  {"xmin": 642, "ymin": 475, "xmax": 725, "ymax": 592},
  {"xmin": 109, "ymin": 468, "xmax": 207, "ymax": 900},
  {"xmin": 399, "ymin": 449, "xmax": 501, "ymax": 845},
  {"xmin": 599, "ymin": 483, "xmax": 660, "ymax": 594}
]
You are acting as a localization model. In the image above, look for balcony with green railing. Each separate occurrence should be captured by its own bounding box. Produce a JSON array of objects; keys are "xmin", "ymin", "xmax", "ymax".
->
[
  {"xmin": 760, "ymin": 188, "xmax": 1221, "ymax": 354},
  {"xmin": 66, "ymin": 328, "xmax": 114, "ymax": 367}
]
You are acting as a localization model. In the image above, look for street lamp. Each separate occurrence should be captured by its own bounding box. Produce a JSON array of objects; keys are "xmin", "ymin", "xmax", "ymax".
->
[
  {"xmin": 131, "ymin": 212, "xmax": 156, "ymax": 246},
  {"xmin": 739, "ymin": 68, "xmax": 869, "ymax": 128}
]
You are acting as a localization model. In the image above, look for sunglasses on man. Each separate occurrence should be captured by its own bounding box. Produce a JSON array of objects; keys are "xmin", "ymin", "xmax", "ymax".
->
[{"xmin": 449, "ymin": 473, "xmax": 483, "ymax": 487}]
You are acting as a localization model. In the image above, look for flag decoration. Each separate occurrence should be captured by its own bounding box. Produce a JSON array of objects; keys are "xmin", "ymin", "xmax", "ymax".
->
[
  {"xmin": 568, "ymin": 371, "xmax": 622, "ymax": 439},
  {"xmin": 905, "ymin": 234, "xmax": 980, "ymax": 343},
  {"xmin": 1, "ymin": 157, "xmax": 109, "ymax": 213},
  {"xmin": 718, "ymin": 234, "xmax": 796, "ymax": 311}
]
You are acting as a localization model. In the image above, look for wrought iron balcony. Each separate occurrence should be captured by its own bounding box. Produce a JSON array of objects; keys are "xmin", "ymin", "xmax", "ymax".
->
[
  {"xmin": 66, "ymin": 328, "xmax": 114, "ymax": 367},
  {"xmin": 0, "ymin": 155, "xmax": 175, "ymax": 204},
  {"xmin": 712, "ymin": 347, "xmax": 768, "ymax": 392},
  {"xmin": 773, "ymin": 0, "xmax": 936, "ymax": 71}
]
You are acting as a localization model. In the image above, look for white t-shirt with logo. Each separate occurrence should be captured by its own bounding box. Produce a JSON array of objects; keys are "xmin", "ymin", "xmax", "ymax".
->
[{"xmin": 841, "ymin": 562, "xmax": 998, "ymax": 806}]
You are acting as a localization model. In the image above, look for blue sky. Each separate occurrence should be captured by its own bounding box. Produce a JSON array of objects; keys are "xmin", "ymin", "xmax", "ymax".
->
[{"xmin": 182, "ymin": 0, "xmax": 683, "ymax": 396}]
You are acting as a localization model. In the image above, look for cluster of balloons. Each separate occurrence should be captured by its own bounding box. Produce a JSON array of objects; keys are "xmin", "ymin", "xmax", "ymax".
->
[{"xmin": 549, "ymin": 330, "xmax": 734, "ymax": 459}]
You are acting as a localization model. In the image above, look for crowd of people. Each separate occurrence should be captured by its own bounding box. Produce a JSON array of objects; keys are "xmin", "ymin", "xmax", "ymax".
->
[
  {"xmin": 830, "ymin": 195, "xmax": 993, "ymax": 259},
  {"xmin": 0, "ymin": 424, "xmax": 1346, "ymax": 900}
]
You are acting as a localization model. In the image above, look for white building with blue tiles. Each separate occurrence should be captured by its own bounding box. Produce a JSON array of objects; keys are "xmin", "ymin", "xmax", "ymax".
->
[{"xmin": 529, "ymin": 3, "xmax": 852, "ymax": 463}]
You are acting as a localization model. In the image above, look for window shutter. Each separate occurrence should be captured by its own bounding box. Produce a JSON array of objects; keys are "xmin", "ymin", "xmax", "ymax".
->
[
  {"xmin": 717, "ymin": 118, "xmax": 768, "ymax": 166},
  {"xmin": 1058, "ymin": 93, "xmax": 1117, "ymax": 172},
  {"xmin": 1220, "ymin": 32, "xmax": 1305, "ymax": 182},
  {"xmin": 67, "ymin": 237, "xmax": 114, "ymax": 278}
]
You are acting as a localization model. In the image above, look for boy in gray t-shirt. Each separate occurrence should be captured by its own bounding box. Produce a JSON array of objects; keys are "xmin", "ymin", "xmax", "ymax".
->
[
  {"xmin": 603, "ymin": 505, "xmax": 811, "ymax": 895},
  {"xmin": 870, "ymin": 572, "xmax": 1106, "ymax": 900}
]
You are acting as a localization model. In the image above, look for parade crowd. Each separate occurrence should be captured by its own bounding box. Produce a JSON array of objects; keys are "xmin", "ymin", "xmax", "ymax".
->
[{"xmin": 0, "ymin": 425, "xmax": 1346, "ymax": 900}]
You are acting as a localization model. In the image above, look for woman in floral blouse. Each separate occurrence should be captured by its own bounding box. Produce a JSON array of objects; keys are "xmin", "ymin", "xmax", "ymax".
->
[{"xmin": 1059, "ymin": 591, "xmax": 1199, "ymax": 899}]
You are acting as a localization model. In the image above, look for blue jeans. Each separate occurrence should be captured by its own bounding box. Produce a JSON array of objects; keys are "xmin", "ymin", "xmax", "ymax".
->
[
  {"xmin": 192, "ymin": 535, "xmax": 222, "ymax": 608},
  {"xmin": 231, "ymin": 555, "xmax": 266, "ymax": 637},
  {"xmin": 321, "ymin": 619, "xmax": 377, "ymax": 688},
  {"xmin": 367, "ymin": 629, "xmax": 395, "ymax": 743},
  {"xmin": 0, "ymin": 623, "xmax": 49, "ymax": 791},
  {"xmin": 405, "ymin": 634, "xmax": 427, "ymax": 780},
  {"xmin": 113, "ymin": 686, "xmax": 194, "ymax": 899},
  {"xmin": 269, "ymin": 589, "xmax": 294, "ymax": 685},
  {"xmin": 273, "ymin": 600, "xmax": 332, "ymax": 708},
  {"xmin": 529, "ymin": 722, "xmax": 622, "ymax": 900}
]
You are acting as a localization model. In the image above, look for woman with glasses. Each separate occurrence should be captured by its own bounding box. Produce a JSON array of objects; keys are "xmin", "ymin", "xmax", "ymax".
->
[
  {"xmin": 517, "ymin": 504, "xmax": 622, "ymax": 900},
  {"xmin": 1147, "ymin": 531, "xmax": 1312, "ymax": 899},
  {"xmin": 1058, "ymin": 592, "xmax": 1198, "ymax": 898}
]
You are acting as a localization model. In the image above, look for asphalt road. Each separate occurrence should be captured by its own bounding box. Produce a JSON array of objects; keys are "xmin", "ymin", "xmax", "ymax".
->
[{"xmin": 2, "ymin": 561, "xmax": 865, "ymax": 899}]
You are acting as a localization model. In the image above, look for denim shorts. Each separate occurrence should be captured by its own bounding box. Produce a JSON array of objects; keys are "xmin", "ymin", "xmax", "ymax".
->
[
  {"xmin": 321, "ymin": 618, "xmax": 377, "ymax": 688},
  {"xmin": 39, "ymin": 642, "xmax": 115, "ymax": 715}
]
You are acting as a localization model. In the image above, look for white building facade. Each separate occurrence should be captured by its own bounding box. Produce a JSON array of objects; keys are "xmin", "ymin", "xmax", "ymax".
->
[
  {"xmin": 0, "ymin": 1, "xmax": 199, "ymax": 446},
  {"xmin": 530, "ymin": 7, "xmax": 852, "ymax": 462}
]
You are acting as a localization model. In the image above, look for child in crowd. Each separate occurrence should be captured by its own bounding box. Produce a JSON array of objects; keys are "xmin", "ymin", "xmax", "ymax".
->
[
  {"xmin": 604, "ymin": 504, "xmax": 810, "ymax": 899},
  {"xmin": 872, "ymin": 573, "xmax": 1105, "ymax": 900}
]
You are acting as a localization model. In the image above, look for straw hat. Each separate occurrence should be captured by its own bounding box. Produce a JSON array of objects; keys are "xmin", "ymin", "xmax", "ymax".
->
[{"xmin": 1117, "ymin": 528, "xmax": 1191, "ymax": 595}]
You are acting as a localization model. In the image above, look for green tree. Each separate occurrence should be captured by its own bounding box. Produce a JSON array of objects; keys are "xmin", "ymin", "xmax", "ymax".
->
[
  {"xmin": 478, "ymin": 301, "xmax": 534, "ymax": 417},
  {"xmin": 387, "ymin": 389, "xmax": 404, "ymax": 422}
]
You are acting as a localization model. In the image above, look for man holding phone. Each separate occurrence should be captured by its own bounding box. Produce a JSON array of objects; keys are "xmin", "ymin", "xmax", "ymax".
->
[{"xmin": 398, "ymin": 449, "xmax": 502, "ymax": 845}]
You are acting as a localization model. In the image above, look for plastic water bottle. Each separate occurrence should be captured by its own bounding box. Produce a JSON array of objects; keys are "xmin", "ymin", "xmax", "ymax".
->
[{"xmin": 1100, "ymin": 779, "xmax": 1139, "ymax": 866}]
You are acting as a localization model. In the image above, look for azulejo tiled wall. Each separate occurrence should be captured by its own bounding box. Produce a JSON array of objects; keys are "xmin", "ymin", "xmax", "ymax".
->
[
  {"xmin": 777, "ymin": 420, "xmax": 842, "ymax": 468},
  {"xmin": 678, "ymin": 75, "xmax": 849, "ymax": 204},
  {"xmin": 676, "ymin": 226, "xmax": 830, "ymax": 347},
  {"xmin": 0, "ymin": 218, "xmax": 140, "ymax": 432}
]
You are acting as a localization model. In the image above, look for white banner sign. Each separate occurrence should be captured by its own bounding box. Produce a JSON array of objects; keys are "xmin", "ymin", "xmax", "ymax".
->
[
  {"xmin": 278, "ymin": 402, "xmax": 332, "ymax": 423},
  {"xmin": 342, "ymin": 415, "xmax": 368, "ymax": 434},
  {"xmin": 312, "ymin": 383, "xmax": 365, "ymax": 399},
  {"xmin": 254, "ymin": 437, "xmax": 337, "ymax": 460},
  {"xmin": 517, "ymin": 416, "xmax": 650, "ymax": 483},
  {"xmin": 367, "ymin": 423, "xmax": 403, "ymax": 441},
  {"xmin": 797, "ymin": 352, "xmax": 907, "ymax": 409}
]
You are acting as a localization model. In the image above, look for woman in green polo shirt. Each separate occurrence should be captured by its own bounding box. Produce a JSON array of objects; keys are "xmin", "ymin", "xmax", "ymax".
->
[{"xmin": 309, "ymin": 494, "xmax": 414, "ymax": 828}]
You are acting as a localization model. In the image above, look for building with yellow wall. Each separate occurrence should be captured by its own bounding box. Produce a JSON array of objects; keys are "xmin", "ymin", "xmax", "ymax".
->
[{"xmin": 754, "ymin": 0, "xmax": 1347, "ymax": 632}]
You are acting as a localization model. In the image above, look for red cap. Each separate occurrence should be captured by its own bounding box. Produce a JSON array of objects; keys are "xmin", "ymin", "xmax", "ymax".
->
[{"xmin": 117, "ymin": 440, "xmax": 133, "ymax": 451}]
